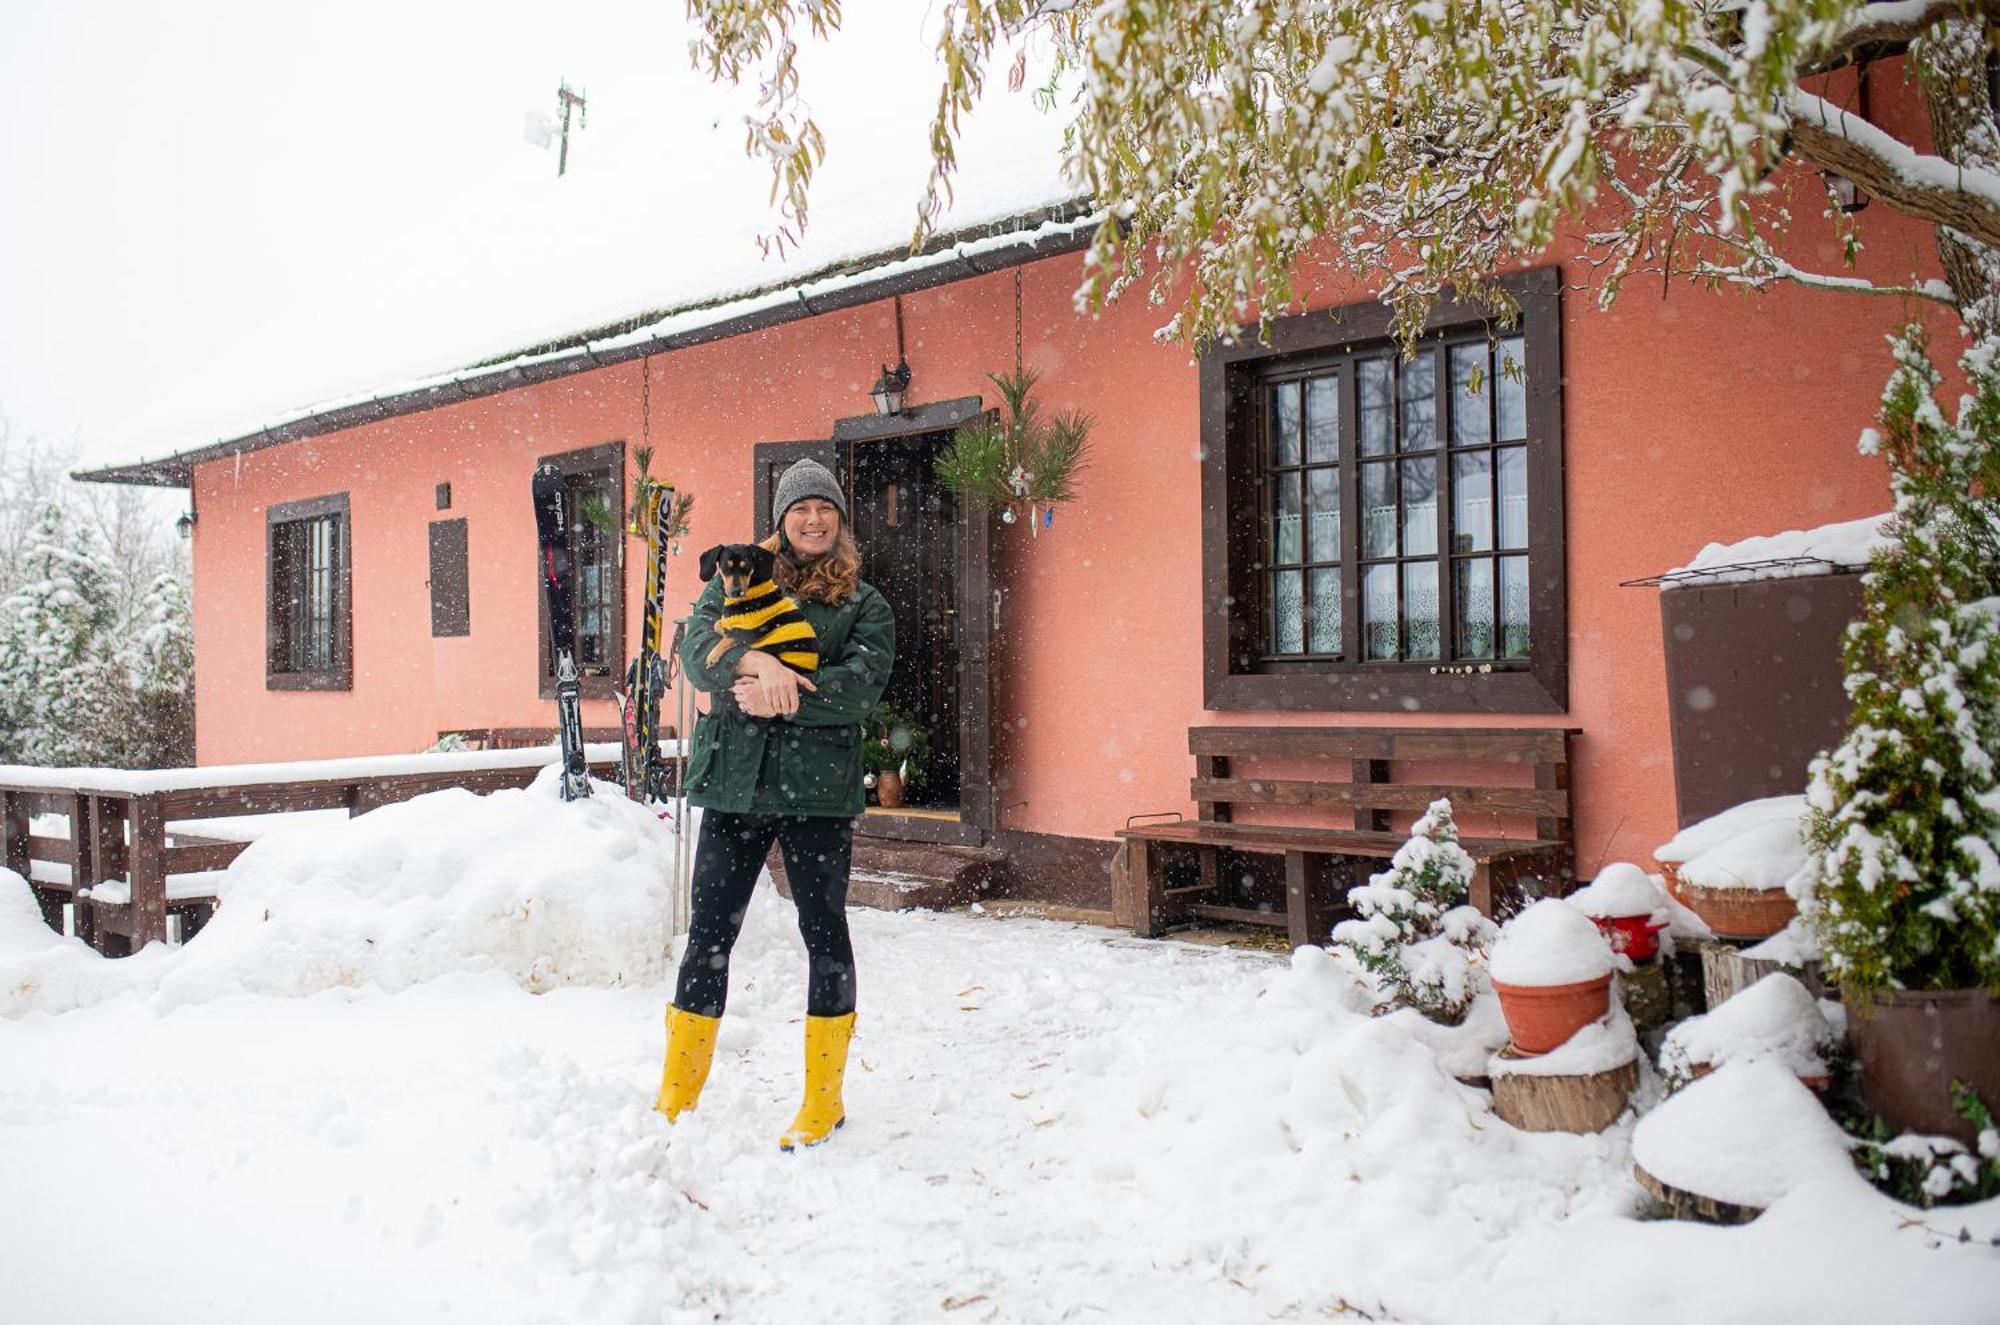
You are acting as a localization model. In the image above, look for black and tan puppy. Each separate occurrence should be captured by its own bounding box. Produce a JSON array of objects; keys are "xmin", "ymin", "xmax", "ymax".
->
[{"xmin": 698, "ymin": 542, "xmax": 819, "ymax": 676}]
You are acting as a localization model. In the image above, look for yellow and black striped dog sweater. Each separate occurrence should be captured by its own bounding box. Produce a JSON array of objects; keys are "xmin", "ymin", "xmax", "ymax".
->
[{"xmin": 698, "ymin": 542, "xmax": 818, "ymax": 675}]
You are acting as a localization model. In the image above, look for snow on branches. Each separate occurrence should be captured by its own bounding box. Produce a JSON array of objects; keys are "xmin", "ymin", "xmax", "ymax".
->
[
  {"xmin": 686, "ymin": 1, "xmax": 1999, "ymax": 346},
  {"xmin": 1331, "ymin": 798, "xmax": 1496, "ymax": 1025},
  {"xmin": 1802, "ymin": 323, "xmax": 2000, "ymax": 993}
]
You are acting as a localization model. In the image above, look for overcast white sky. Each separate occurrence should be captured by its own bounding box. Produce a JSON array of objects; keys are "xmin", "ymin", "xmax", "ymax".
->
[{"xmin": 0, "ymin": 1, "xmax": 1061, "ymax": 474}]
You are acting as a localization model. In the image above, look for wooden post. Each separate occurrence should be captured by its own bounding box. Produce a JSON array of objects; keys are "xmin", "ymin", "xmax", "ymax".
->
[
  {"xmin": 70, "ymin": 792, "xmax": 98, "ymax": 949},
  {"xmin": 1132, "ymin": 838, "xmax": 1162, "ymax": 937},
  {"xmin": 1352, "ymin": 758, "xmax": 1391, "ymax": 831},
  {"xmin": 128, "ymin": 794, "xmax": 168, "ymax": 949},
  {"xmin": 1536, "ymin": 746, "xmax": 1574, "ymax": 889},
  {"xmin": 1285, "ymin": 850, "xmax": 1339, "ymax": 950}
]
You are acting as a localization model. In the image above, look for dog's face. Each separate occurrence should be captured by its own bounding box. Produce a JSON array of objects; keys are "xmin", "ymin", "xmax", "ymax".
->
[{"xmin": 698, "ymin": 543, "xmax": 777, "ymax": 598}]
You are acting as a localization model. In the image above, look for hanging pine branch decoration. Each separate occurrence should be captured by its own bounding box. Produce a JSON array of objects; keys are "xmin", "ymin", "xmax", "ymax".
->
[
  {"xmin": 934, "ymin": 368, "xmax": 1091, "ymax": 530},
  {"xmin": 583, "ymin": 444, "xmax": 695, "ymax": 544}
]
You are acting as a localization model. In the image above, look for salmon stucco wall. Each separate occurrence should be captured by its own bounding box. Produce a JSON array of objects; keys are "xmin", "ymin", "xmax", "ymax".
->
[{"xmin": 192, "ymin": 91, "xmax": 1944, "ymax": 872}]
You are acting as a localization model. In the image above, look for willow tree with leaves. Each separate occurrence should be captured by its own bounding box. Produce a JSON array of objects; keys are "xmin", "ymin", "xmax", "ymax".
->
[{"xmin": 687, "ymin": 2, "xmax": 2000, "ymax": 347}]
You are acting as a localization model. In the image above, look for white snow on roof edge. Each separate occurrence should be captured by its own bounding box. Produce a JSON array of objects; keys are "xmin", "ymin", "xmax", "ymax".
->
[{"xmin": 85, "ymin": 205, "xmax": 1099, "ymax": 482}]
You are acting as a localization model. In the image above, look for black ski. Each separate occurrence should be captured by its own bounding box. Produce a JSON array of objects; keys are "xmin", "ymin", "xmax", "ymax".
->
[{"xmin": 532, "ymin": 463, "xmax": 592, "ymax": 801}]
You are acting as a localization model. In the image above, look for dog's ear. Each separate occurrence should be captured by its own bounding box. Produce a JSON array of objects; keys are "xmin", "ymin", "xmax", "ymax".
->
[
  {"xmin": 697, "ymin": 544, "xmax": 724, "ymax": 582},
  {"xmin": 747, "ymin": 544, "xmax": 777, "ymax": 581}
]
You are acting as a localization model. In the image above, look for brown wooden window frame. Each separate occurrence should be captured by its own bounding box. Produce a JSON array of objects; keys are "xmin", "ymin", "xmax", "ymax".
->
[
  {"xmin": 535, "ymin": 441, "xmax": 624, "ymax": 701},
  {"xmin": 266, "ymin": 492, "xmax": 353, "ymax": 692},
  {"xmin": 1200, "ymin": 267, "xmax": 1567, "ymax": 714}
]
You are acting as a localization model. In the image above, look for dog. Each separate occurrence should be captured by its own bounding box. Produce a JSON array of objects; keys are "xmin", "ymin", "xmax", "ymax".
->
[{"xmin": 698, "ymin": 542, "xmax": 819, "ymax": 676}]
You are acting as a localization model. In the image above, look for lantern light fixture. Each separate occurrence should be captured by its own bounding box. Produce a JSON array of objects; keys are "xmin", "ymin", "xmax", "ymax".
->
[{"xmin": 870, "ymin": 358, "xmax": 911, "ymax": 416}]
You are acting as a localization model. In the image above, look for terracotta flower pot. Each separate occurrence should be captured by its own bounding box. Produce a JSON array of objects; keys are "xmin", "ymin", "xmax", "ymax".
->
[
  {"xmin": 1663, "ymin": 865, "xmax": 1795, "ymax": 940},
  {"xmin": 1493, "ymin": 973, "xmax": 1614, "ymax": 1055},
  {"xmin": 1844, "ymin": 987, "xmax": 2000, "ymax": 1145},
  {"xmin": 875, "ymin": 769, "xmax": 905, "ymax": 809}
]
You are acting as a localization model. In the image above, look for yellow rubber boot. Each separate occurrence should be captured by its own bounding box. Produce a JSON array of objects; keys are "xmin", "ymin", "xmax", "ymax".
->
[
  {"xmin": 779, "ymin": 1012, "xmax": 856, "ymax": 1150},
  {"xmin": 653, "ymin": 1006, "xmax": 720, "ymax": 1121}
]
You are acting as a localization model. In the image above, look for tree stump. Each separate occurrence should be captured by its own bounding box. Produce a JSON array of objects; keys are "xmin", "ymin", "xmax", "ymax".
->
[
  {"xmin": 1490, "ymin": 1048, "xmax": 1639, "ymax": 1133},
  {"xmin": 1634, "ymin": 1163, "xmax": 1763, "ymax": 1225},
  {"xmin": 1698, "ymin": 940, "xmax": 1823, "ymax": 1007}
]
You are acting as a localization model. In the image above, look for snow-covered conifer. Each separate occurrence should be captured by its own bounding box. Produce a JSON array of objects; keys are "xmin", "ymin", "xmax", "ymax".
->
[
  {"xmin": 1331, "ymin": 798, "xmax": 1496, "ymax": 1024},
  {"xmin": 1804, "ymin": 325, "xmax": 2000, "ymax": 993}
]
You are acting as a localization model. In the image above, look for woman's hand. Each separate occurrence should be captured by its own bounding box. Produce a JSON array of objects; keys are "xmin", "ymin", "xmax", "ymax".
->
[{"xmin": 732, "ymin": 650, "xmax": 817, "ymax": 718}]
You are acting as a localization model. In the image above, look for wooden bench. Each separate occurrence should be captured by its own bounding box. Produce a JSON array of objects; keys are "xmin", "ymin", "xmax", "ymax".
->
[{"xmin": 1113, "ymin": 726, "xmax": 1579, "ymax": 950}]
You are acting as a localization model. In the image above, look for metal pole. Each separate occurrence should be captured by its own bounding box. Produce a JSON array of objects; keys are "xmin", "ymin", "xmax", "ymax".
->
[{"xmin": 668, "ymin": 615, "xmax": 693, "ymax": 947}]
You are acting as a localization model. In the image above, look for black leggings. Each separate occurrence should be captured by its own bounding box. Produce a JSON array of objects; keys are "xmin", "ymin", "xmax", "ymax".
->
[{"xmin": 674, "ymin": 811, "xmax": 857, "ymax": 1019}]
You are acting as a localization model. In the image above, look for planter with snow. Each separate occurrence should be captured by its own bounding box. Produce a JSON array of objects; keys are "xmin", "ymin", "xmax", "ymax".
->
[
  {"xmin": 1654, "ymin": 796, "xmax": 1808, "ymax": 940},
  {"xmin": 1659, "ymin": 972, "xmax": 1838, "ymax": 1093},
  {"xmin": 1488, "ymin": 899, "xmax": 1622, "ymax": 1054},
  {"xmin": 1568, "ymin": 862, "xmax": 1672, "ymax": 962}
]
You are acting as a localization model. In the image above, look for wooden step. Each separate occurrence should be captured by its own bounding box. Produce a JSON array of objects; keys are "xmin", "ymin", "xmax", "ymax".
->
[{"xmin": 769, "ymin": 837, "xmax": 1004, "ymax": 911}]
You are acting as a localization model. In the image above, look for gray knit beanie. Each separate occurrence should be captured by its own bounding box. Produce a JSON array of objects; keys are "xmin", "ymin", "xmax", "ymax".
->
[{"xmin": 771, "ymin": 458, "xmax": 849, "ymax": 527}]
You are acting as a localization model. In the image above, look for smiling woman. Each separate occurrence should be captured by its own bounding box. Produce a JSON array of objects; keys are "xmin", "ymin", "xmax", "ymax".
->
[{"xmin": 653, "ymin": 457, "xmax": 897, "ymax": 1152}]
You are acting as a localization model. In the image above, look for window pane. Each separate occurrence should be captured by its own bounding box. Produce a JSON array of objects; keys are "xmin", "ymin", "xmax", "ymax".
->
[
  {"xmin": 1450, "ymin": 343, "xmax": 1491, "ymax": 446},
  {"xmin": 1456, "ymin": 557, "xmax": 1495, "ymax": 659},
  {"xmin": 1272, "ymin": 471, "xmax": 1302, "ymax": 563},
  {"xmin": 1363, "ymin": 564, "xmax": 1399, "ymax": 660},
  {"xmin": 1304, "ymin": 376, "xmax": 1339, "ymax": 464},
  {"xmin": 1309, "ymin": 567, "xmax": 1341, "ymax": 655},
  {"xmin": 1270, "ymin": 381, "xmax": 1301, "ymax": 467},
  {"xmin": 1399, "ymin": 351, "xmax": 1436, "ymax": 452},
  {"xmin": 1307, "ymin": 467, "xmax": 1340, "ymax": 561},
  {"xmin": 1361, "ymin": 462, "xmax": 1397, "ymax": 558},
  {"xmin": 1401, "ymin": 457, "xmax": 1437, "ymax": 557},
  {"xmin": 1497, "ymin": 445, "xmax": 1529, "ymax": 549},
  {"xmin": 1499, "ymin": 555, "xmax": 1531, "ymax": 658},
  {"xmin": 1452, "ymin": 451, "xmax": 1493, "ymax": 552},
  {"xmin": 1272, "ymin": 569, "xmax": 1304, "ymax": 654},
  {"xmin": 1497, "ymin": 336, "xmax": 1527, "ymax": 441},
  {"xmin": 1404, "ymin": 562, "xmax": 1440, "ymax": 660},
  {"xmin": 1358, "ymin": 359, "xmax": 1393, "ymax": 456}
]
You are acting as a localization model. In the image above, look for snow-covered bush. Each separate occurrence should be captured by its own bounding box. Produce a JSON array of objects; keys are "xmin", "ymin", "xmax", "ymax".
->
[
  {"xmin": 1330, "ymin": 799, "xmax": 1495, "ymax": 1025},
  {"xmin": 1845, "ymin": 1084, "xmax": 2000, "ymax": 1209},
  {"xmin": 1803, "ymin": 325, "xmax": 2000, "ymax": 994}
]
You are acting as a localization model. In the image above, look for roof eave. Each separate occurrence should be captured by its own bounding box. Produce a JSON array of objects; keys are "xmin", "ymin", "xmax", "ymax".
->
[{"xmin": 74, "ymin": 201, "xmax": 1098, "ymax": 489}]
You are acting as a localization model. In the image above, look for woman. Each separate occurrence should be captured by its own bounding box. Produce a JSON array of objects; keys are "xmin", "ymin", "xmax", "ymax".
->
[{"xmin": 654, "ymin": 458, "xmax": 896, "ymax": 1150}]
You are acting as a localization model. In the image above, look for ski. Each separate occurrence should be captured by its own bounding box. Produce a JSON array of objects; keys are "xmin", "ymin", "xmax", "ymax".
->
[
  {"xmin": 532, "ymin": 463, "xmax": 593, "ymax": 801},
  {"xmin": 623, "ymin": 480, "xmax": 676, "ymax": 803}
]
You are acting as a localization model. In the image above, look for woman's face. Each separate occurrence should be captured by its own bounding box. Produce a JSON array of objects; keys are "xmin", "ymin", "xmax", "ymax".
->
[{"xmin": 783, "ymin": 498, "xmax": 841, "ymax": 559}]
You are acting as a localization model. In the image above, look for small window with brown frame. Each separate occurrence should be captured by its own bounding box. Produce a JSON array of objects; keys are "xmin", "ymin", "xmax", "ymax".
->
[
  {"xmin": 536, "ymin": 442, "xmax": 624, "ymax": 700},
  {"xmin": 1200, "ymin": 268, "xmax": 1566, "ymax": 714},
  {"xmin": 266, "ymin": 492, "xmax": 352, "ymax": 691}
]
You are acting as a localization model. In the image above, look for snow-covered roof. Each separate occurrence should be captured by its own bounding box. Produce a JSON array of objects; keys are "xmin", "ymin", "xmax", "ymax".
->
[{"xmin": 78, "ymin": 17, "xmax": 1081, "ymax": 488}]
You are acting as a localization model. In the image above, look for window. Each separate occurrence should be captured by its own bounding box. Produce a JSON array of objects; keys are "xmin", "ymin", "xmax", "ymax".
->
[
  {"xmin": 536, "ymin": 442, "xmax": 624, "ymax": 699},
  {"xmin": 1200, "ymin": 268, "xmax": 1566, "ymax": 713},
  {"xmin": 266, "ymin": 493, "xmax": 352, "ymax": 690}
]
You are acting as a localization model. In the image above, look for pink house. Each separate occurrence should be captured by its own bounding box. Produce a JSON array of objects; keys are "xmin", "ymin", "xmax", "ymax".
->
[{"xmin": 82, "ymin": 62, "xmax": 1937, "ymax": 916}]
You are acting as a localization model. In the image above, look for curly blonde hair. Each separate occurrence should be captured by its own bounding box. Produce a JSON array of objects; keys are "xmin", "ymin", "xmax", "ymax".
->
[{"xmin": 766, "ymin": 526, "xmax": 862, "ymax": 605}]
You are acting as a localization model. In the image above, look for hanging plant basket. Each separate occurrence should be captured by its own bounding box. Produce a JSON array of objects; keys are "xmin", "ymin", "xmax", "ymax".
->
[{"xmin": 935, "ymin": 367, "xmax": 1091, "ymax": 533}]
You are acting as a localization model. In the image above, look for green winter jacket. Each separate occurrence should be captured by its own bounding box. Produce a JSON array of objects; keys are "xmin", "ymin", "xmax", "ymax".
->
[{"xmin": 679, "ymin": 575, "xmax": 896, "ymax": 818}]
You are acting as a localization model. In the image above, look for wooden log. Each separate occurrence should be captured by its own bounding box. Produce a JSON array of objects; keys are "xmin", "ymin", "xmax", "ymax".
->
[
  {"xmin": 1491, "ymin": 1050, "xmax": 1639, "ymax": 1134},
  {"xmin": 1633, "ymin": 1163, "xmax": 1763, "ymax": 1226},
  {"xmin": 1698, "ymin": 940, "xmax": 1824, "ymax": 1007}
]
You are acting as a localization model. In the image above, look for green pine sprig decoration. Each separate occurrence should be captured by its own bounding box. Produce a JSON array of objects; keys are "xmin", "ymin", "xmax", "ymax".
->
[
  {"xmin": 583, "ymin": 444, "xmax": 695, "ymax": 542},
  {"xmin": 934, "ymin": 367, "xmax": 1092, "ymax": 520}
]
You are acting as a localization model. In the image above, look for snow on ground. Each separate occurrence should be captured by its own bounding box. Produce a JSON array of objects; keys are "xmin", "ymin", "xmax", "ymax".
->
[{"xmin": 4, "ymin": 778, "xmax": 1998, "ymax": 1324}]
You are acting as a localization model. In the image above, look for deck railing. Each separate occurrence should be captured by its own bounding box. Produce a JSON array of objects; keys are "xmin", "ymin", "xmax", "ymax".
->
[{"xmin": 1, "ymin": 743, "xmax": 635, "ymax": 956}]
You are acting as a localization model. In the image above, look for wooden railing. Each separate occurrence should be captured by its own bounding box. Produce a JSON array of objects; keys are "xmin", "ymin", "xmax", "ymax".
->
[{"xmin": 1, "ymin": 743, "xmax": 636, "ymax": 956}]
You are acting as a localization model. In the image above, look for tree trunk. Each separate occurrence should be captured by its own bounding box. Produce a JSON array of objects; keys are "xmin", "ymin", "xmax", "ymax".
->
[{"xmin": 1918, "ymin": 18, "xmax": 2000, "ymax": 337}]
